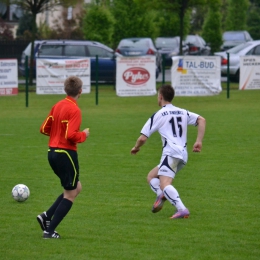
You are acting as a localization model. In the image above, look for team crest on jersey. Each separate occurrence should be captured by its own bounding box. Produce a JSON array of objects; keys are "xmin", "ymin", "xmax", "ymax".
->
[{"xmin": 122, "ymin": 67, "xmax": 150, "ymax": 85}]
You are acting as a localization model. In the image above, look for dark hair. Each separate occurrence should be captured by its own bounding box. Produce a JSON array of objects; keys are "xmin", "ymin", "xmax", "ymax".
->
[
  {"xmin": 158, "ymin": 84, "xmax": 175, "ymax": 102},
  {"xmin": 64, "ymin": 76, "xmax": 82, "ymax": 97}
]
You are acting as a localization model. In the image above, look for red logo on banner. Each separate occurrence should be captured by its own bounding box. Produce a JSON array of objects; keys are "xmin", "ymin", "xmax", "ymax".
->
[{"xmin": 123, "ymin": 67, "xmax": 150, "ymax": 85}]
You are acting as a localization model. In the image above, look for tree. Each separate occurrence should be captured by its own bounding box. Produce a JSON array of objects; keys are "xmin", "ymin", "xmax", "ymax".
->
[
  {"xmin": 155, "ymin": 8, "xmax": 190, "ymax": 37},
  {"xmin": 135, "ymin": 0, "xmax": 207, "ymax": 54},
  {"xmin": 190, "ymin": 5, "xmax": 208, "ymax": 34},
  {"xmin": 2, "ymin": 0, "xmax": 80, "ymax": 84},
  {"xmin": 202, "ymin": 0, "xmax": 222, "ymax": 53},
  {"xmin": 111, "ymin": 0, "xmax": 158, "ymax": 48},
  {"xmin": 247, "ymin": 0, "xmax": 260, "ymax": 39},
  {"xmin": 220, "ymin": 0, "xmax": 229, "ymax": 31},
  {"xmin": 16, "ymin": 11, "xmax": 34, "ymax": 39},
  {"xmin": 83, "ymin": 1, "xmax": 115, "ymax": 46},
  {"xmin": 225, "ymin": 0, "xmax": 249, "ymax": 30}
]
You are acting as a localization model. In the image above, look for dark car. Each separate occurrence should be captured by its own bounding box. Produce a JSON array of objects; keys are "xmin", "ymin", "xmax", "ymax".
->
[
  {"xmin": 19, "ymin": 40, "xmax": 43, "ymax": 77},
  {"xmin": 184, "ymin": 35, "xmax": 211, "ymax": 55},
  {"xmin": 220, "ymin": 31, "xmax": 253, "ymax": 51},
  {"xmin": 19, "ymin": 40, "xmax": 120, "ymax": 82},
  {"xmin": 115, "ymin": 37, "xmax": 162, "ymax": 78},
  {"xmin": 155, "ymin": 36, "xmax": 189, "ymax": 66}
]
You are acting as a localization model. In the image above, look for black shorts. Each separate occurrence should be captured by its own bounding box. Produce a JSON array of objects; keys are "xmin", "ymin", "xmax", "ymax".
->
[{"xmin": 48, "ymin": 148, "xmax": 79, "ymax": 190}]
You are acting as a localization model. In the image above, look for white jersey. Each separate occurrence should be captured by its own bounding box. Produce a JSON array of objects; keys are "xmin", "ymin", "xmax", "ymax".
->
[{"xmin": 140, "ymin": 103, "xmax": 199, "ymax": 163}]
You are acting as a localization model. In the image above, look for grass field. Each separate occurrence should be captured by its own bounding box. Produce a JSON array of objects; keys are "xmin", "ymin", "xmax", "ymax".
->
[{"xmin": 0, "ymin": 85, "xmax": 259, "ymax": 260}]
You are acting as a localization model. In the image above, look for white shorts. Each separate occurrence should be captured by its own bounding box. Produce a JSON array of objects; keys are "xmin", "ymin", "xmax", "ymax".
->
[{"xmin": 158, "ymin": 155, "xmax": 185, "ymax": 178}]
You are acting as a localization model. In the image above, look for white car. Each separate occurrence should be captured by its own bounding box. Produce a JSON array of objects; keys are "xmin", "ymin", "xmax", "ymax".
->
[{"xmin": 214, "ymin": 40, "xmax": 260, "ymax": 82}]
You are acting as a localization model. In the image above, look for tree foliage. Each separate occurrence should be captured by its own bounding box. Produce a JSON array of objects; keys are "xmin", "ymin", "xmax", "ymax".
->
[
  {"xmin": 247, "ymin": 0, "xmax": 260, "ymax": 39},
  {"xmin": 190, "ymin": 5, "xmax": 208, "ymax": 34},
  {"xmin": 110, "ymin": 0, "xmax": 158, "ymax": 48},
  {"xmin": 16, "ymin": 11, "xmax": 35, "ymax": 39},
  {"xmin": 5, "ymin": 0, "xmax": 81, "ymax": 84},
  {"xmin": 83, "ymin": 2, "xmax": 115, "ymax": 46},
  {"xmin": 225, "ymin": 0, "xmax": 250, "ymax": 30},
  {"xmin": 202, "ymin": 0, "xmax": 222, "ymax": 53},
  {"xmin": 135, "ymin": 0, "xmax": 207, "ymax": 54}
]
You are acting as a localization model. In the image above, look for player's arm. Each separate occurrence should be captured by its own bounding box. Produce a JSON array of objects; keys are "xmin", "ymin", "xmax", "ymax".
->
[
  {"xmin": 131, "ymin": 134, "xmax": 148, "ymax": 155},
  {"xmin": 66, "ymin": 111, "xmax": 88, "ymax": 143},
  {"xmin": 40, "ymin": 115, "xmax": 53, "ymax": 136},
  {"xmin": 193, "ymin": 116, "xmax": 206, "ymax": 152}
]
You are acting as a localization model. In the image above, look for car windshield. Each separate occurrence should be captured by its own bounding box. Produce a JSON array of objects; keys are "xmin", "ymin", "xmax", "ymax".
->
[
  {"xmin": 223, "ymin": 32, "xmax": 245, "ymax": 41},
  {"xmin": 155, "ymin": 38, "xmax": 178, "ymax": 48},
  {"xmin": 119, "ymin": 39, "xmax": 150, "ymax": 48},
  {"xmin": 227, "ymin": 42, "xmax": 252, "ymax": 54}
]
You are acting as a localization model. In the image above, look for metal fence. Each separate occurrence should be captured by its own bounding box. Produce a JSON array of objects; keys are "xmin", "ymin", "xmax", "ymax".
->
[{"xmin": 0, "ymin": 40, "xmax": 30, "ymax": 63}]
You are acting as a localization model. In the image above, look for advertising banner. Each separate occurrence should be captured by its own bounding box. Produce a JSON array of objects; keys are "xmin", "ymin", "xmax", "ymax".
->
[
  {"xmin": 0, "ymin": 59, "xmax": 18, "ymax": 96},
  {"xmin": 36, "ymin": 59, "xmax": 91, "ymax": 94},
  {"xmin": 116, "ymin": 56, "xmax": 156, "ymax": 97},
  {"xmin": 239, "ymin": 56, "xmax": 260, "ymax": 90},
  {"xmin": 171, "ymin": 56, "xmax": 222, "ymax": 96}
]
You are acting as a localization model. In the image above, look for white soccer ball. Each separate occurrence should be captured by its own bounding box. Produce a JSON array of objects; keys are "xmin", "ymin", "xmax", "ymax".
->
[{"xmin": 11, "ymin": 184, "xmax": 30, "ymax": 202}]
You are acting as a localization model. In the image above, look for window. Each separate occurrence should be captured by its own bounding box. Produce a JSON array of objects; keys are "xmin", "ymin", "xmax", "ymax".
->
[
  {"xmin": 39, "ymin": 45, "xmax": 63, "ymax": 56},
  {"xmin": 253, "ymin": 45, "xmax": 260, "ymax": 55},
  {"xmin": 155, "ymin": 38, "xmax": 178, "ymax": 48},
  {"xmin": 64, "ymin": 45, "xmax": 86, "ymax": 56},
  {"xmin": 87, "ymin": 46, "xmax": 113, "ymax": 58},
  {"xmin": 223, "ymin": 32, "xmax": 245, "ymax": 41}
]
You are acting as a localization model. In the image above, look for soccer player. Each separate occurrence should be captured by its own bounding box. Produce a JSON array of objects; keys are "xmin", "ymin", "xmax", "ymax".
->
[
  {"xmin": 37, "ymin": 76, "xmax": 90, "ymax": 238},
  {"xmin": 131, "ymin": 84, "xmax": 206, "ymax": 219}
]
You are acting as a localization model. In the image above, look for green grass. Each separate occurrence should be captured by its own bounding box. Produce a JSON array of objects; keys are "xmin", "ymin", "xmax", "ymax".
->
[{"xmin": 0, "ymin": 85, "xmax": 259, "ymax": 260}]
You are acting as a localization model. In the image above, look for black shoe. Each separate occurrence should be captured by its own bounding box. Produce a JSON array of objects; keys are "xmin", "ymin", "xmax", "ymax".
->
[
  {"xmin": 43, "ymin": 231, "xmax": 60, "ymax": 239},
  {"xmin": 37, "ymin": 212, "xmax": 51, "ymax": 231}
]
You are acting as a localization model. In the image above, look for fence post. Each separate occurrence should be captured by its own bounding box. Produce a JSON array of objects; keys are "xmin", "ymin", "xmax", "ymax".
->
[
  {"xmin": 227, "ymin": 52, "xmax": 230, "ymax": 99},
  {"xmin": 95, "ymin": 55, "xmax": 99, "ymax": 105},
  {"xmin": 162, "ymin": 54, "xmax": 165, "ymax": 84},
  {"xmin": 25, "ymin": 56, "xmax": 29, "ymax": 107}
]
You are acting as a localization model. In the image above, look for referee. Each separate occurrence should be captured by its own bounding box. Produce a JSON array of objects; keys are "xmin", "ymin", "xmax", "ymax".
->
[{"xmin": 37, "ymin": 76, "xmax": 90, "ymax": 239}]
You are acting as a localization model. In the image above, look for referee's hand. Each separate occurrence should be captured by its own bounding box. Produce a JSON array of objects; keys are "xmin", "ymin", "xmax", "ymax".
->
[{"xmin": 83, "ymin": 128, "xmax": 90, "ymax": 137}]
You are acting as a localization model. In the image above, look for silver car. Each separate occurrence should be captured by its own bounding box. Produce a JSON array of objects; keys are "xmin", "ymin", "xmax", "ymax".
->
[
  {"xmin": 115, "ymin": 37, "xmax": 162, "ymax": 78},
  {"xmin": 214, "ymin": 40, "xmax": 260, "ymax": 82}
]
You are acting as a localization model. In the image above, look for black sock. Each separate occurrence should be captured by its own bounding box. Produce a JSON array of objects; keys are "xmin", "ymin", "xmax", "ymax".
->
[
  {"xmin": 47, "ymin": 198, "xmax": 73, "ymax": 233},
  {"xmin": 46, "ymin": 193, "xmax": 64, "ymax": 219}
]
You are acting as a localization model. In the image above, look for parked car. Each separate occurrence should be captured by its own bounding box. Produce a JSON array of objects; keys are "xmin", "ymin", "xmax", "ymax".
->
[
  {"xmin": 214, "ymin": 40, "xmax": 260, "ymax": 82},
  {"xmin": 115, "ymin": 37, "xmax": 162, "ymax": 78},
  {"xmin": 184, "ymin": 35, "xmax": 211, "ymax": 55},
  {"xmin": 19, "ymin": 40, "xmax": 43, "ymax": 77},
  {"xmin": 220, "ymin": 31, "xmax": 253, "ymax": 51},
  {"xmin": 155, "ymin": 36, "xmax": 189, "ymax": 66},
  {"xmin": 19, "ymin": 40, "xmax": 120, "ymax": 82}
]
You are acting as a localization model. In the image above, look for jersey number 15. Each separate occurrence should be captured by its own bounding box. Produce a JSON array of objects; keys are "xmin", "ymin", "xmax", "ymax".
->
[{"xmin": 169, "ymin": 116, "xmax": 183, "ymax": 137}]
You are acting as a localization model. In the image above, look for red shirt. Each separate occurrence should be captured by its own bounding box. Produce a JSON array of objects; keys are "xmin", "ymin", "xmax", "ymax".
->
[{"xmin": 40, "ymin": 96, "xmax": 86, "ymax": 151}]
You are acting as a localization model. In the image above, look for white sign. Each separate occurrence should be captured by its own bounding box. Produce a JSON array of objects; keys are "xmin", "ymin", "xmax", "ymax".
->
[
  {"xmin": 0, "ymin": 59, "xmax": 18, "ymax": 96},
  {"xmin": 239, "ymin": 56, "xmax": 260, "ymax": 90},
  {"xmin": 171, "ymin": 56, "xmax": 222, "ymax": 96},
  {"xmin": 36, "ymin": 59, "xmax": 91, "ymax": 94},
  {"xmin": 116, "ymin": 56, "xmax": 156, "ymax": 97}
]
